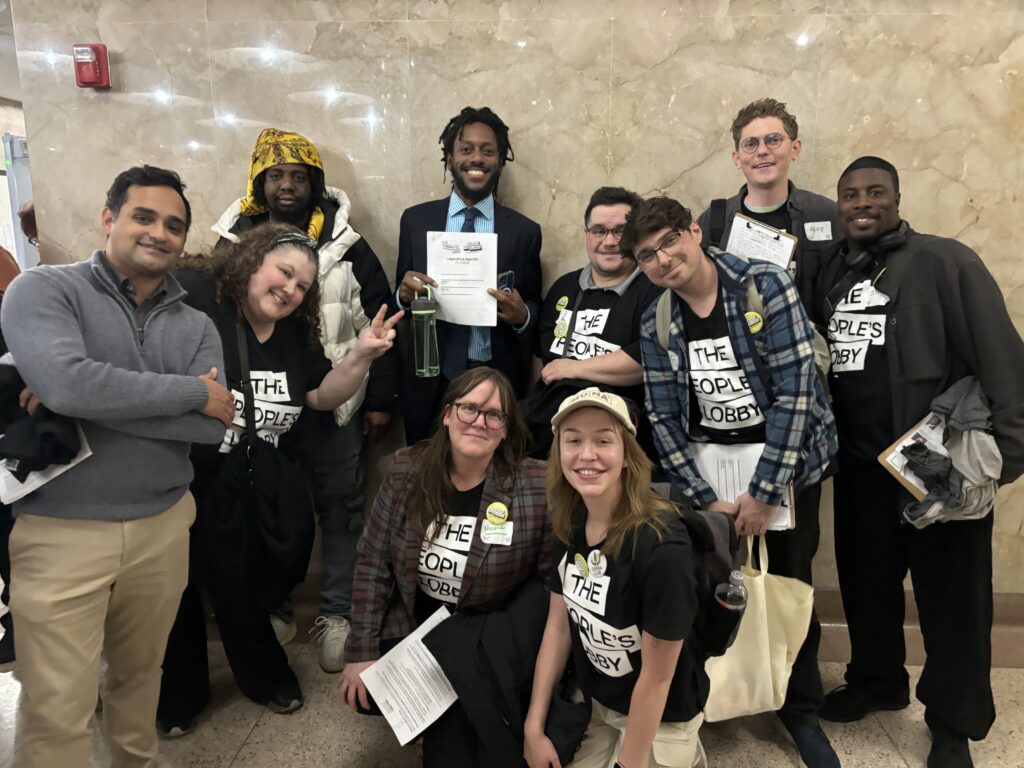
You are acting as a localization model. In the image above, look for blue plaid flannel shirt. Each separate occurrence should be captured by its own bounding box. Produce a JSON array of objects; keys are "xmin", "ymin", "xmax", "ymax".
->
[{"xmin": 640, "ymin": 250, "xmax": 837, "ymax": 507}]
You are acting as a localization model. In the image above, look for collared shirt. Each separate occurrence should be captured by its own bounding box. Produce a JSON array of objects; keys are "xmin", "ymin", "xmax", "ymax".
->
[
  {"xmin": 447, "ymin": 193, "xmax": 496, "ymax": 361},
  {"xmin": 393, "ymin": 192, "xmax": 531, "ymax": 362},
  {"xmin": 98, "ymin": 252, "xmax": 168, "ymax": 329}
]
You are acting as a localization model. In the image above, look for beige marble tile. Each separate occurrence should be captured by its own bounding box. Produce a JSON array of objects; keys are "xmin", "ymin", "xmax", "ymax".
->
[
  {"xmin": 610, "ymin": 14, "xmax": 828, "ymax": 217},
  {"xmin": 207, "ymin": 0, "xmax": 408, "ymax": 22},
  {"xmin": 812, "ymin": 13, "xmax": 1024, "ymax": 279},
  {"xmin": 826, "ymin": 0, "xmax": 1020, "ymax": 13},
  {"xmin": 406, "ymin": 19, "xmax": 611, "ymax": 289},
  {"xmin": 10, "ymin": 0, "xmax": 205, "ymax": 25},
  {"xmin": 230, "ymin": 644, "xmax": 421, "ymax": 768},
  {"xmin": 11, "ymin": 20, "xmax": 219, "ymax": 262},
  {"xmin": 872, "ymin": 666, "xmax": 1024, "ymax": 768},
  {"xmin": 408, "ymin": 0, "xmax": 828, "ymax": 21},
  {"xmin": 204, "ymin": 20, "xmax": 412, "ymax": 270}
]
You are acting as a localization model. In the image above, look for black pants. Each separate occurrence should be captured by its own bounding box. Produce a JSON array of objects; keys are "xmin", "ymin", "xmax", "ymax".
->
[
  {"xmin": 357, "ymin": 638, "xmax": 482, "ymax": 767},
  {"xmin": 762, "ymin": 482, "xmax": 825, "ymax": 722},
  {"xmin": 833, "ymin": 455, "xmax": 994, "ymax": 740},
  {"xmin": 159, "ymin": 541, "xmax": 300, "ymax": 722},
  {"xmin": 0, "ymin": 504, "xmax": 12, "ymax": 635}
]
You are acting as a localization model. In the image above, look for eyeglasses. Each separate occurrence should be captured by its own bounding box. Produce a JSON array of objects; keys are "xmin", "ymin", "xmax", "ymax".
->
[
  {"xmin": 585, "ymin": 225, "xmax": 626, "ymax": 241},
  {"xmin": 635, "ymin": 230, "xmax": 683, "ymax": 265},
  {"xmin": 452, "ymin": 402, "xmax": 507, "ymax": 430},
  {"xmin": 738, "ymin": 132, "xmax": 788, "ymax": 154}
]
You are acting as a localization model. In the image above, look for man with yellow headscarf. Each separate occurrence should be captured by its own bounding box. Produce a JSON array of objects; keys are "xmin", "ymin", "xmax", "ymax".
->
[{"xmin": 210, "ymin": 128, "xmax": 398, "ymax": 674}]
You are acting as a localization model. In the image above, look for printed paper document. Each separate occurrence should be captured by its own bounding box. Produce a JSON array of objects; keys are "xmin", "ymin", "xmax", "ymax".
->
[
  {"xmin": 360, "ymin": 606, "xmax": 457, "ymax": 745},
  {"xmin": 692, "ymin": 441, "xmax": 793, "ymax": 530},
  {"xmin": 426, "ymin": 231, "xmax": 498, "ymax": 326}
]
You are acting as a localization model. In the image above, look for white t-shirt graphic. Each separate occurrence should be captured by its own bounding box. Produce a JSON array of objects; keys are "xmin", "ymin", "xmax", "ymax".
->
[{"xmin": 827, "ymin": 280, "xmax": 890, "ymax": 374}]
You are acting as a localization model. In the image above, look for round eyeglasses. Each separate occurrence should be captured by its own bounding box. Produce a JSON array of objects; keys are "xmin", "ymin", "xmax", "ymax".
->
[
  {"xmin": 738, "ymin": 132, "xmax": 788, "ymax": 154},
  {"xmin": 452, "ymin": 402, "xmax": 507, "ymax": 430}
]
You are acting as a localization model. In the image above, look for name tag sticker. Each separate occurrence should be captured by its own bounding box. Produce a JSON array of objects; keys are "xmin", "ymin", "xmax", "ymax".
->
[
  {"xmin": 804, "ymin": 221, "xmax": 832, "ymax": 241},
  {"xmin": 480, "ymin": 520, "xmax": 513, "ymax": 546}
]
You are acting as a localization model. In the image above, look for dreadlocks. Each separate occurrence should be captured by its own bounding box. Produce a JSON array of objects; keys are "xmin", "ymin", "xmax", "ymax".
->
[{"xmin": 438, "ymin": 106, "xmax": 515, "ymax": 175}]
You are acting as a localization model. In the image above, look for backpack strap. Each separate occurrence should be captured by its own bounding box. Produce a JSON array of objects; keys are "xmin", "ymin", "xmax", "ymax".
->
[
  {"xmin": 655, "ymin": 289, "xmax": 672, "ymax": 350},
  {"xmin": 708, "ymin": 198, "xmax": 728, "ymax": 249}
]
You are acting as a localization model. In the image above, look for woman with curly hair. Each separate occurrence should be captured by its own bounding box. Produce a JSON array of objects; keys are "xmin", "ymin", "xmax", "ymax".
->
[
  {"xmin": 524, "ymin": 388, "xmax": 708, "ymax": 768},
  {"xmin": 157, "ymin": 222, "xmax": 400, "ymax": 735}
]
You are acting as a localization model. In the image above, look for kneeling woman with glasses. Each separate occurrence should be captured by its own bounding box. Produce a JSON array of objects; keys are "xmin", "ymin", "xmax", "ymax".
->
[
  {"xmin": 525, "ymin": 388, "xmax": 708, "ymax": 768},
  {"xmin": 341, "ymin": 366, "xmax": 551, "ymax": 765}
]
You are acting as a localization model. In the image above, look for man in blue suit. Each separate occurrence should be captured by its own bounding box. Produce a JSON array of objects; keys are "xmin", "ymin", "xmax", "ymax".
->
[{"xmin": 395, "ymin": 106, "xmax": 543, "ymax": 444}]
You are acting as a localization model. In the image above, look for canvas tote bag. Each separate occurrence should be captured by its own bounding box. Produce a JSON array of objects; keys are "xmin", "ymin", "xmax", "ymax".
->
[{"xmin": 703, "ymin": 535, "xmax": 814, "ymax": 722}]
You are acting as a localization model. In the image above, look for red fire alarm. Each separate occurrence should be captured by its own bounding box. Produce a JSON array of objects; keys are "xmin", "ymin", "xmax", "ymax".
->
[{"xmin": 72, "ymin": 44, "xmax": 110, "ymax": 89}]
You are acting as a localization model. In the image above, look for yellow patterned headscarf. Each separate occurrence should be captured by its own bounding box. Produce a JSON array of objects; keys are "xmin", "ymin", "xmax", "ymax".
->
[{"xmin": 240, "ymin": 128, "xmax": 326, "ymax": 240}]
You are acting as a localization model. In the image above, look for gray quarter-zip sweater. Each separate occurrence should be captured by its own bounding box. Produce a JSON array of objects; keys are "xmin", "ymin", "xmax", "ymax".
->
[{"xmin": 0, "ymin": 251, "xmax": 227, "ymax": 521}]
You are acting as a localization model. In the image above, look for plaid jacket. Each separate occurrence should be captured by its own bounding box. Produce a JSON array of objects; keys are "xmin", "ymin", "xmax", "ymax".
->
[
  {"xmin": 346, "ymin": 449, "xmax": 551, "ymax": 663},
  {"xmin": 640, "ymin": 250, "xmax": 837, "ymax": 507}
]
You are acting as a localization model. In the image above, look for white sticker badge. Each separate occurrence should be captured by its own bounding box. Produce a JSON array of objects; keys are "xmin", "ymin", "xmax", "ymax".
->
[
  {"xmin": 804, "ymin": 221, "xmax": 833, "ymax": 241},
  {"xmin": 480, "ymin": 520, "xmax": 513, "ymax": 546}
]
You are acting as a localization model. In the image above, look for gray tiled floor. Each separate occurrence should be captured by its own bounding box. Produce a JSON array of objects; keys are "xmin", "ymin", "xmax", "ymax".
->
[{"xmin": 0, "ymin": 646, "xmax": 1021, "ymax": 767}]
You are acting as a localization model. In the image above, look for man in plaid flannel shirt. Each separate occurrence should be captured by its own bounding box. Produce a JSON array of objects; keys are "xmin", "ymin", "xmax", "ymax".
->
[{"xmin": 621, "ymin": 196, "xmax": 839, "ymax": 768}]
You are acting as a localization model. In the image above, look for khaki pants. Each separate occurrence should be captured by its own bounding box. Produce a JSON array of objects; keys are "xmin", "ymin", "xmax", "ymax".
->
[
  {"xmin": 11, "ymin": 493, "xmax": 195, "ymax": 768},
  {"xmin": 570, "ymin": 700, "xmax": 706, "ymax": 768}
]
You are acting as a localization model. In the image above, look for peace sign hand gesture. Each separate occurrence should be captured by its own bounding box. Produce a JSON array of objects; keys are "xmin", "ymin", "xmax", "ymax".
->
[{"xmin": 354, "ymin": 304, "xmax": 403, "ymax": 361}]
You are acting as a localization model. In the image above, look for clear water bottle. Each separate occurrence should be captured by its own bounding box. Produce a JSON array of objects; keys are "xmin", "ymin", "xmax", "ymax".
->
[
  {"xmin": 714, "ymin": 570, "xmax": 748, "ymax": 611},
  {"xmin": 412, "ymin": 291, "xmax": 440, "ymax": 378}
]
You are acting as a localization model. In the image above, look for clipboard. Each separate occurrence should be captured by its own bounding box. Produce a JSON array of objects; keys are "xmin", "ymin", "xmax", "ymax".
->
[
  {"xmin": 877, "ymin": 412, "xmax": 947, "ymax": 501},
  {"xmin": 725, "ymin": 213, "xmax": 799, "ymax": 269}
]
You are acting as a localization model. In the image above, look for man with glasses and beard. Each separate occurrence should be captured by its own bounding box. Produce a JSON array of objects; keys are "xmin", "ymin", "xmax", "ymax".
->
[
  {"xmin": 526, "ymin": 187, "xmax": 662, "ymax": 460},
  {"xmin": 394, "ymin": 107, "xmax": 542, "ymax": 445}
]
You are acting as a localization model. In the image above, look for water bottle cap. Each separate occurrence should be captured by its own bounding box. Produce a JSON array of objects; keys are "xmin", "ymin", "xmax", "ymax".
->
[{"xmin": 729, "ymin": 570, "xmax": 745, "ymax": 585}]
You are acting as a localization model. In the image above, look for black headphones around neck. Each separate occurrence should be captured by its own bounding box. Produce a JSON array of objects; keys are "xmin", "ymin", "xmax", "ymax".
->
[{"xmin": 842, "ymin": 220, "xmax": 909, "ymax": 273}]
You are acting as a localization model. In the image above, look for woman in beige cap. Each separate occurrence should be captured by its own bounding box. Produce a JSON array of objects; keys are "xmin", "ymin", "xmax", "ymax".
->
[{"xmin": 524, "ymin": 387, "xmax": 708, "ymax": 768}]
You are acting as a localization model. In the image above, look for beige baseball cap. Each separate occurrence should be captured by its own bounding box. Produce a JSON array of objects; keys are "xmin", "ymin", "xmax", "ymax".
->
[{"xmin": 551, "ymin": 387, "xmax": 637, "ymax": 436}]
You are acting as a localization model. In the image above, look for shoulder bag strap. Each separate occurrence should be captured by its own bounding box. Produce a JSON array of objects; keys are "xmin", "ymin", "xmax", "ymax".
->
[{"xmin": 234, "ymin": 316, "xmax": 259, "ymax": 449}]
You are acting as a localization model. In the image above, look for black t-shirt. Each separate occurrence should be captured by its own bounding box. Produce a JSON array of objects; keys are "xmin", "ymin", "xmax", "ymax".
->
[
  {"xmin": 740, "ymin": 199, "xmax": 792, "ymax": 238},
  {"xmin": 679, "ymin": 286, "xmax": 767, "ymax": 445},
  {"xmin": 414, "ymin": 481, "xmax": 486, "ymax": 624},
  {"xmin": 825, "ymin": 258, "xmax": 894, "ymax": 459},
  {"xmin": 537, "ymin": 267, "xmax": 663, "ymax": 407},
  {"xmin": 549, "ymin": 515, "xmax": 708, "ymax": 722},
  {"xmin": 175, "ymin": 270, "xmax": 331, "ymax": 484}
]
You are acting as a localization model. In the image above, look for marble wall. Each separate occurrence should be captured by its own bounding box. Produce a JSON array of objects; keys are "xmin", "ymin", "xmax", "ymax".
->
[{"xmin": 9, "ymin": 0, "xmax": 1024, "ymax": 590}]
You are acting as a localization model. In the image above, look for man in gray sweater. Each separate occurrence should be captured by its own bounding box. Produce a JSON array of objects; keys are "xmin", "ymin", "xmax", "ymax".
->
[{"xmin": 0, "ymin": 165, "xmax": 233, "ymax": 768}]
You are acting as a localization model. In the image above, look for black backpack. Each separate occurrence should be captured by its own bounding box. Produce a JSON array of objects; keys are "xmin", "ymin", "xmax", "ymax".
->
[{"xmin": 655, "ymin": 483, "xmax": 743, "ymax": 657}]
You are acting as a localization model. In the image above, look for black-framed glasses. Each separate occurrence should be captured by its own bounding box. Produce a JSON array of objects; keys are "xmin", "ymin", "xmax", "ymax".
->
[
  {"xmin": 738, "ymin": 132, "xmax": 788, "ymax": 154},
  {"xmin": 453, "ymin": 402, "xmax": 506, "ymax": 430},
  {"xmin": 585, "ymin": 224, "xmax": 626, "ymax": 240},
  {"xmin": 635, "ymin": 230, "xmax": 683, "ymax": 265}
]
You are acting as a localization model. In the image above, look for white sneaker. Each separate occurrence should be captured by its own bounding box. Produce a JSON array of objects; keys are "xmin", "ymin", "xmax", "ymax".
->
[
  {"xmin": 310, "ymin": 615, "xmax": 350, "ymax": 673},
  {"xmin": 269, "ymin": 615, "xmax": 297, "ymax": 646}
]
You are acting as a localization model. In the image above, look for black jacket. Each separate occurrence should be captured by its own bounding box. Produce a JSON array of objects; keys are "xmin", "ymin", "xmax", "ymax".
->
[
  {"xmin": 815, "ymin": 225, "xmax": 1024, "ymax": 486},
  {"xmin": 698, "ymin": 181, "xmax": 840, "ymax": 315},
  {"xmin": 423, "ymin": 578, "xmax": 587, "ymax": 767}
]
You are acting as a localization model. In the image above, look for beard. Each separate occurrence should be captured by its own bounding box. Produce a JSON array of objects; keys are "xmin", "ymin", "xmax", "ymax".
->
[{"xmin": 451, "ymin": 166, "xmax": 502, "ymax": 204}]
